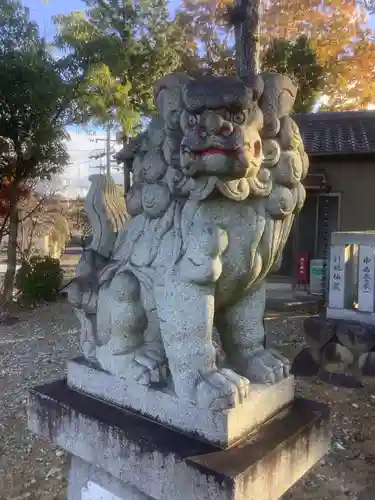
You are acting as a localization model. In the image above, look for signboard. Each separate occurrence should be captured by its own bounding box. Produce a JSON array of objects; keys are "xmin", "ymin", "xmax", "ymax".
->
[
  {"xmin": 296, "ymin": 251, "xmax": 309, "ymax": 288},
  {"xmin": 328, "ymin": 245, "xmax": 348, "ymax": 309},
  {"xmin": 310, "ymin": 259, "xmax": 325, "ymax": 296},
  {"xmin": 358, "ymin": 245, "xmax": 375, "ymax": 313},
  {"xmin": 303, "ymin": 173, "xmax": 327, "ymax": 190},
  {"xmin": 81, "ymin": 481, "xmax": 121, "ymax": 500}
]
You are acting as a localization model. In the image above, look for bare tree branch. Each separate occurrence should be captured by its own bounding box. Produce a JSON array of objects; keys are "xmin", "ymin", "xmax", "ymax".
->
[{"xmin": 19, "ymin": 195, "xmax": 48, "ymax": 223}]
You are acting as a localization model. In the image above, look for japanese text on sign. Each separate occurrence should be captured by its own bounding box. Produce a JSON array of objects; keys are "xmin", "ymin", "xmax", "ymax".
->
[
  {"xmin": 361, "ymin": 255, "xmax": 372, "ymax": 293},
  {"xmin": 331, "ymin": 254, "xmax": 343, "ymax": 292},
  {"xmin": 296, "ymin": 251, "xmax": 309, "ymax": 283}
]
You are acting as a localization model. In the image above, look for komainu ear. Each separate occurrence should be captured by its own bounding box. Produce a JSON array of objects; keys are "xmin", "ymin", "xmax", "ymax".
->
[
  {"xmin": 241, "ymin": 73, "xmax": 264, "ymax": 101},
  {"xmin": 153, "ymin": 73, "xmax": 192, "ymax": 117}
]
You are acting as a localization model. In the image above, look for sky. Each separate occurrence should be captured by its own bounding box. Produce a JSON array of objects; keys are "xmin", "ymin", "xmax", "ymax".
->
[
  {"xmin": 23, "ymin": 0, "xmax": 86, "ymax": 41},
  {"xmin": 23, "ymin": 0, "xmax": 112, "ymax": 197}
]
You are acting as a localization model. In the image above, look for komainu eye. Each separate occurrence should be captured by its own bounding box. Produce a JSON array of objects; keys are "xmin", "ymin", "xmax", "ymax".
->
[
  {"xmin": 232, "ymin": 111, "xmax": 246, "ymax": 124},
  {"xmin": 223, "ymin": 109, "xmax": 231, "ymax": 121},
  {"xmin": 188, "ymin": 114, "xmax": 198, "ymax": 127}
]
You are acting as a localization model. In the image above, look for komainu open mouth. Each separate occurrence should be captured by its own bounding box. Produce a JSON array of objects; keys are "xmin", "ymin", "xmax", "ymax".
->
[
  {"xmin": 195, "ymin": 147, "xmax": 239, "ymax": 157},
  {"xmin": 186, "ymin": 140, "xmax": 261, "ymax": 159}
]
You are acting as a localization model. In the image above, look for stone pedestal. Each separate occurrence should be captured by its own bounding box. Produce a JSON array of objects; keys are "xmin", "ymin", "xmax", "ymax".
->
[
  {"xmin": 27, "ymin": 367, "xmax": 331, "ymax": 500},
  {"xmin": 67, "ymin": 357, "xmax": 295, "ymax": 447}
]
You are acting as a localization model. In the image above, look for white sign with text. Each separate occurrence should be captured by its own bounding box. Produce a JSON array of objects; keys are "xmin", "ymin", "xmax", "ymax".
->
[
  {"xmin": 358, "ymin": 245, "xmax": 375, "ymax": 313},
  {"xmin": 328, "ymin": 245, "xmax": 347, "ymax": 309}
]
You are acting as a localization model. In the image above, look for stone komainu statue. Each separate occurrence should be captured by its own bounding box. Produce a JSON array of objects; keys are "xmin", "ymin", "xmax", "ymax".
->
[{"xmin": 68, "ymin": 72, "xmax": 308, "ymax": 410}]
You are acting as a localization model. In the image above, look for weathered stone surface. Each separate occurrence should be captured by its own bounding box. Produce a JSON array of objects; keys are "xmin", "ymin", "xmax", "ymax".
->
[
  {"xmin": 70, "ymin": 457, "xmax": 151, "ymax": 500},
  {"xmin": 67, "ymin": 357, "xmax": 295, "ymax": 447},
  {"xmin": 321, "ymin": 342, "xmax": 355, "ymax": 371},
  {"xmin": 301, "ymin": 314, "xmax": 375, "ymax": 380},
  {"xmin": 358, "ymin": 352, "xmax": 370, "ymax": 370},
  {"xmin": 28, "ymin": 380, "xmax": 331, "ymax": 500},
  {"xmin": 291, "ymin": 348, "xmax": 320, "ymax": 377},
  {"xmin": 336, "ymin": 321, "xmax": 375, "ymax": 354},
  {"xmin": 363, "ymin": 351, "xmax": 375, "ymax": 376},
  {"xmin": 66, "ymin": 71, "xmax": 309, "ymax": 411},
  {"xmin": 304, "ymin": 316, "xmax": 336, "ymax": 348}
]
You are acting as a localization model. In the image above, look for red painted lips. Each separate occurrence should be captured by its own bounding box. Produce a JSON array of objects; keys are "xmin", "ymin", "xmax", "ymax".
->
[{"xmin": 196, "ymin": 147, "xmax": 238, "ymax": 157}]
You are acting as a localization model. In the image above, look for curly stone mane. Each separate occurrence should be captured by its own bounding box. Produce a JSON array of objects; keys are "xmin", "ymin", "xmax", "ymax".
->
[{"xmin": 122, "ymin": 73, "xmax": 307, "ymax": 280}]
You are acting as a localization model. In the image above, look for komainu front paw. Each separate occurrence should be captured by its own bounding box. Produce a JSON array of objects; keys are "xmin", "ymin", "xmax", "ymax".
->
[
  {"xmin": 196, "ymin": 368, "xmax": 250, "ymax": 410},
  {"xmin": 245, "ymin": 348, "xmax": 290, "ymax": 384},
  {"xmin": 134, "ymin": 343, "xmax": 168, "ymax": 385},
  {"xmin": 96, "ymin": 343, "xmax": 167, "ymax": 386}
]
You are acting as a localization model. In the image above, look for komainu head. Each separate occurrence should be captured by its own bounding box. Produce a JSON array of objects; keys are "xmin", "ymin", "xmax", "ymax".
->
[
  {"xmin": 122, "ymin": 72, "xmax": 307, "ymax": 220},
  {"xmin": 180, "ymin": 76, "xmax": 264, "ymax": 181}
]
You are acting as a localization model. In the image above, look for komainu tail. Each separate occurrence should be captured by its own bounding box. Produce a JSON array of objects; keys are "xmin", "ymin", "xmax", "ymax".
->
[{"xmin": 84, "ymin": 174, "xmax": 129, "ymax": 258}]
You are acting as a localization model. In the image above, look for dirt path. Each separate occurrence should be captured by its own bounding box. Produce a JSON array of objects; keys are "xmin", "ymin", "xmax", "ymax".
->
[{"xmin": 0, "ymin": 301, "xmax": 374, "ymax": 499}]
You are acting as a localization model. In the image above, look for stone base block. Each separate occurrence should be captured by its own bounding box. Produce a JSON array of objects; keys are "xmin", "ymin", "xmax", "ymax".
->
[
  {"xmin": 27, "ymin": 380, "xmax": 331, "ymax": 500},
  {"xmin": 69, "ymin": 456, "xmax": 150, "ymax": 500},
  {"xmin": 67, "ymin": 357, "xmax": 295, "ymax": 447},
  {"xmin": 298, "ymin": 315, "xmax": 375, "ymax": 381}
]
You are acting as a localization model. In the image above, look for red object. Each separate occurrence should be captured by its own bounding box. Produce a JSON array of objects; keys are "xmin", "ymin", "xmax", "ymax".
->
[{"xmin": 296, "ymin": 251, "xmax": 309, "ymax": 288}]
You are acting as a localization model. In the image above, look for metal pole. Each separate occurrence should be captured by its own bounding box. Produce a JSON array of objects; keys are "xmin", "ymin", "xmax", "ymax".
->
[
  {"xmin": 106, "ymin": 123, "xmax": 111, "ymax": 177},
  {"xmin": 122, "ymin": 135, "xmax": 130, "ymax": 195}
]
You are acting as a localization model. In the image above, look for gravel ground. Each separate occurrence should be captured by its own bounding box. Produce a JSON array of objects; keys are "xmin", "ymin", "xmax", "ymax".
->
[{"xmin": 0, "ymin": 300, "xmax": 375, "ymax": 500}]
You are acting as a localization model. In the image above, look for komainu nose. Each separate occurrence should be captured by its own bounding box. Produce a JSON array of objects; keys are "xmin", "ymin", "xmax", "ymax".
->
[{"xmin": 202, "ymin": 114, "xmax": 234, "ymax": 137}]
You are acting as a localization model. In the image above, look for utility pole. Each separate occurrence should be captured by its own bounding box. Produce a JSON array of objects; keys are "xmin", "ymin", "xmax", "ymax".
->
[
  {"xmin": 90, "ymin": 123, "xmax": 117, "ymax": 177},
  {"xmin": 122, "ymin": 134, "xmax": 131, "ymax": 195},
  {"xmin": 106, "ymin": 123, "xmax": 111, "ymax": 176}
]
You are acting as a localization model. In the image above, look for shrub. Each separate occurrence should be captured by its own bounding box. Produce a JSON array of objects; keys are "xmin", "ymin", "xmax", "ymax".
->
[{"xmin": 15, "ymin": 255, "xmax": 63, "ymax": 305}]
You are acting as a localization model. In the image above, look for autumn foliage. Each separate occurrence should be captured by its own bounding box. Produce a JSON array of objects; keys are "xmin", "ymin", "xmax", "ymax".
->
[
  {"xmin": 262, "ymin": 0, "xmax": 375, "ymax": 110},
  {"xmin": 0, "ymin": 177, "xmax": 29, "ymax": 217},
  {"xmin": 176, "ymin": 0, "xmax": 375, "ymax": 110}
]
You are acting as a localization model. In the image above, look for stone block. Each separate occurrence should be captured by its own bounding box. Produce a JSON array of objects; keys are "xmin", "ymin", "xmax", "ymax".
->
[
  {"xmin": 327, "ymin": 307, "xmax": 375, "ymax": 325},
  {"xmin": 363, "ymin": 351, "xmax": 375, "ymax": 376},
  {"xmin": 304, "ymin": 316, "xmax": 336, "ymax": 347},
  {"xmin": 67, "ymin": 356, "xmax": 295, "ymax": 447},
  {"xmin": 291, "ymin": 348, "xmax": 320, "ymax": 377},
  {"xmin": 336, "ymin": 322, "xmax": 375, "ymax": 354},
  {"xmin": 331, "ymin": 231, "xmax": 375, "ymax": 247},
  {"xmin": 321, "ymin": 342, "xmax": 355, "ymax": 370},
  {"xmin": 27, "ymin": 380, "xmax": 331, "ymax": 500},
  {"xmin": 70, "ymin": 456, "xmax": 150, "ymax": 500}
]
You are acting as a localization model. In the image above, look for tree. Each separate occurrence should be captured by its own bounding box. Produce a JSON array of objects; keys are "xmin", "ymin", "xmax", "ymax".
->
[
  {"xmin": 14, "ymin": 190, "xmax": 68, "ymax": 262},
  {"xmin": 261, "ymin": 0, "xmax": 375, "ymax": 110},
  {"xmin": 173, "ymin": 0, "xmax": 235, "ymax": 77},
  {"xmin": 263, "ymin": 36, "xmax": 325, "ymax": 112},
  {"xmin": 0, "ymin": 138, "xmax": 19, "ymax": 250},
  {"xmin": 360, "ymin": 0, "xmax": 375, "ymax": 13},
  {"xmin": 0, "ymin": 0, "xmax": 71, "ymax": 308},
  {"xmin": 54, "ymin": 0, "xmax": 185, "ymax": 133},
  {"xmin": 175, "ymin": 0, "xmax": 375, "ymax": 110}
]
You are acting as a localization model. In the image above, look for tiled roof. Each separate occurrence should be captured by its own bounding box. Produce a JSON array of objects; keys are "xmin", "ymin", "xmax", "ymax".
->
[{"xmin": 293, "ymin": 110, "xmax": 375, "ymax": 156}]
